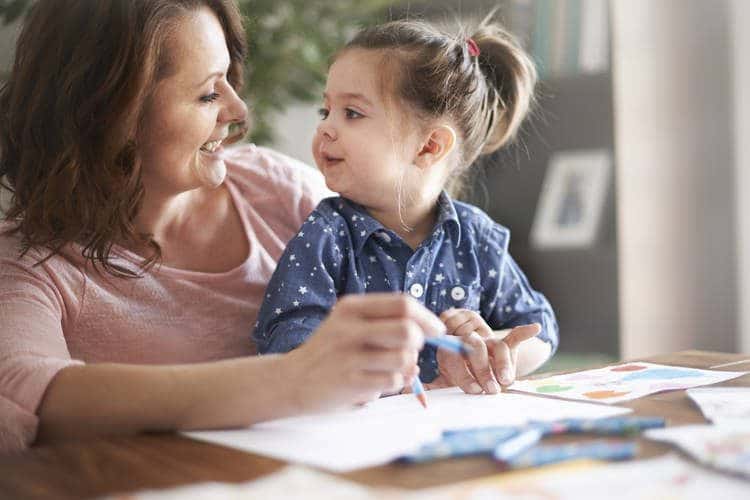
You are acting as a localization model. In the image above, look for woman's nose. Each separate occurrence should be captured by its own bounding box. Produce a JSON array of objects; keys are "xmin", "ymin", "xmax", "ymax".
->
[{"xmin": 220, "ymin": 86, "xmax": 248, "ymax": 124}]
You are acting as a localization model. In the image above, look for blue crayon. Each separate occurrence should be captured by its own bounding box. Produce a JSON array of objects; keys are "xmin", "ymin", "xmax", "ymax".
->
[
  {"xmin": 425, "ymin": 335, "xmax": 473, "ymax": 356},
  {"xmin": 443, "ymin": 425, "xmax": 521, "ymax": 440},
  {"xmin": 533, "ymin": 417, "xmax": 665, "ymax": 437},
  {"xmin": 492, "ymin": 427, "xmax": 544, "ymax": 462},
  {"xmin": 504, "ymin": 440, "xmax": 638, "ymax": 469},
  {"xmin": 400, "ymin": 426, "xmax": 519, "ymax": 463}
]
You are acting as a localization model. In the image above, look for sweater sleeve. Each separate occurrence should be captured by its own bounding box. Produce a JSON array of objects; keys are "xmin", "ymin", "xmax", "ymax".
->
[{"xmin": 0, "ymin": 249, "xmax": 83, "ymax": 452}]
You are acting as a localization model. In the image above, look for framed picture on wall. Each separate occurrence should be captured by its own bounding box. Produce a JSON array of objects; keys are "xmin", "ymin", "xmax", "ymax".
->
[{"xmin": 530, "ymin": 149, "xmax": 612, "ymax": 250}]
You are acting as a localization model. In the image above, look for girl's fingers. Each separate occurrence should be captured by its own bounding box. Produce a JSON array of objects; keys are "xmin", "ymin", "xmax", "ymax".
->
[
  {"xmin": 461, "ymin": 332, "xmax": 500, "ymax": 394},
  {"xmin": 441, "ymin": 309, "xmax": 473, "ymax": 333},
  {"xmin": 452, "ymin": 317, "xmax": 492, "ymax": 338},
  {"xmin": 435, "ymin": 348, "xmax": 484, "ymax": 394},
  {"xmin": 503, "ymin": 323, "xmax": 541, "ymax": 349},
  {"xmin": 487, "ymin": 338, "xmax": 515, "ymax": 386},
  {"xmin": 441, "ymin": 309, "xmax": 492, "ymax": 337}
]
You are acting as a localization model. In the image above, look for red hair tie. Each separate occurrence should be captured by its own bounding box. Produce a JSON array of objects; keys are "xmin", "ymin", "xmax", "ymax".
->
[{"xmin": 466, "ymin": 38, "xmax": 480, "ymax": 57}]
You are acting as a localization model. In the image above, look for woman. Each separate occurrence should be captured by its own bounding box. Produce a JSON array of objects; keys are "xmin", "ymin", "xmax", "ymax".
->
[{"xmin": 0, "ymin": 0, "xmax": 537, "ymax": 453}]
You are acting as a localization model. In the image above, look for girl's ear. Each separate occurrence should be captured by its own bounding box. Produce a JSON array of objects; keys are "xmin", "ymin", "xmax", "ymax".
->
[{"xmin": 414, "ymin": 125, "xmax": 457, "ymax": 169}]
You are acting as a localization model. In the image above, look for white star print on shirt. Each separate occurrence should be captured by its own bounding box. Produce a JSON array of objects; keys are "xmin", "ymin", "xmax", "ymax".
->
[{"xmin": 252, "ymin": 195, "xmax": 558, "ymax": 383}]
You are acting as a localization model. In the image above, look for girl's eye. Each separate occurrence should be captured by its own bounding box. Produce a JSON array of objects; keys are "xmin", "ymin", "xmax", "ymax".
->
[
  {"xmin": 200, "ymin": 92, "xmax": 220, "ymax": 103},
  {"xmin": 345, "ymin": 108, "xmax": 364, "ymax": 119},
  {"xmin": 317, "ymin": 108, "xmax": 330, "ymax": 120}
]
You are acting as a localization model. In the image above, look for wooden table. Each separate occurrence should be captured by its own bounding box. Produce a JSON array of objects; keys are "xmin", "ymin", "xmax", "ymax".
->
[{"xmin": 1, "ymin": 350, "xmax": 748, "ymax": 499}]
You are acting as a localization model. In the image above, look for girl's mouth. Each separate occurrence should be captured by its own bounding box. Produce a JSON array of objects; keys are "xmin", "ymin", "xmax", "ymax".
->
[{"xmin": 323, "ymin": 154, "xmax": 343, "ymax": 166}]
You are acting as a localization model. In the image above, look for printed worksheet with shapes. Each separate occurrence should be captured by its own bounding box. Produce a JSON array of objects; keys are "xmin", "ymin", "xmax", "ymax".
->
[
  {"xmin": 686, "ymin": 387, "xmax": 750, "ymax": 424},
  {"xmin": 510, "ymin": 362, "xmax": 746, "ymax": 404},
  {"xmin": 646, "ymin": 423, "xmax": 750, "ymax": 479},
  {"xmin": 184, "ymin": 387, "xmax": 630, "ymax": 472}
]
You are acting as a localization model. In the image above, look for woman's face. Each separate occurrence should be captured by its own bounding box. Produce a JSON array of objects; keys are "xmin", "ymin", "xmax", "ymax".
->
[{"xmin": 139, "ymin": 7, "xmax": 247, "ymax": 193}]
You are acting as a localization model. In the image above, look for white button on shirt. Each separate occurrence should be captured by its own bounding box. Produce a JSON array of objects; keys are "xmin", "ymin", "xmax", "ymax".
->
[
  {"xmin": 450, "ymin": 286, "xmax": 466, "ymax": 301},
  {"xmin": 409, "ymin": 283, "xmax": 424, "ymax": 298}
]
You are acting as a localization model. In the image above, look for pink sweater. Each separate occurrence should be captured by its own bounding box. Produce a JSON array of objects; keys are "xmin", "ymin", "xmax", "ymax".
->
[{"xmin": 0, "ymin": 144, "xmax": 330, "ymax": 452}]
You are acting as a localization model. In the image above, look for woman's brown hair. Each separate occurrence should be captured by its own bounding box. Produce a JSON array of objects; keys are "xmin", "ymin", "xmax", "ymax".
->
[
  {"xmin": 343, "ymin": 13, "xmax": 537, "ymax": 197},
  {"xmin": 0, "ymin": 0, "xmax": 247, "ymax": 276}
]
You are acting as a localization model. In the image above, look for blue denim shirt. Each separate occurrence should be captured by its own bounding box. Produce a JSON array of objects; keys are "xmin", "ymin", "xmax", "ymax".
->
[{"xmin": 253, "ymin": 192, "xmax": 558, "ymax": 382}]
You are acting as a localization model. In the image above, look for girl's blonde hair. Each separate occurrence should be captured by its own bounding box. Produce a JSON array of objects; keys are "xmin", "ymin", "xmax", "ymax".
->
[{"xmin": 343, "ymin": 14, "xmax": 537, "ymax": 196}]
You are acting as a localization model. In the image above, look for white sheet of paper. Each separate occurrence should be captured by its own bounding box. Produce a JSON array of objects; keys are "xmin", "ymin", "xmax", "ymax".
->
[
  {"xmin": 106, "ymin": 466, "xmax": 396, "ymax": 500},
  {"xmin": 420, "ymin": 454, "xmax": 750, "ymax": 499},
  {"xmin": 645, "ymin": 423, "xmax": 750, "ymax": 479},
  {"xmin": 686, "ymin": 387, "xmax": 750, "ymax": 424},
  {"xmin": 184, "ymin": 387, "xmax": 630, "ymax": 472},
  {"xmin": 510, "ymin": 362, "xmax": 747, "ymax": 404}
]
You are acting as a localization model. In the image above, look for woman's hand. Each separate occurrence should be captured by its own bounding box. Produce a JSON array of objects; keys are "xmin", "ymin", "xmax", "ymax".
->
[
  {"xmin": 285, "ymin": 294, "xmax": 446, "ymax": 413},
  {"xmin": 426, "ymin": 308, "xmax": 541, "ymax": 394}
]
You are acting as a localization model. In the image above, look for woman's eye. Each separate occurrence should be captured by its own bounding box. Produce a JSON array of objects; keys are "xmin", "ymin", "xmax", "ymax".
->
[
  {"xmin": 345, "ymin": 108, "xmax": 364, "ymax": 119},
  {"xmin": 200, "ymin": 92, "xmax": 220, "ymax": 103},
  {"xmin": 317, "ymin": 108, "xmax": 330, "ymax": 120}
]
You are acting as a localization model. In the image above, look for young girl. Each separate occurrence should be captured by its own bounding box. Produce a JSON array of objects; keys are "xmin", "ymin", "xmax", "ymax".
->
[{"xmin": 254, "ymin": 17, "xmax": 558, "ymax": 394}]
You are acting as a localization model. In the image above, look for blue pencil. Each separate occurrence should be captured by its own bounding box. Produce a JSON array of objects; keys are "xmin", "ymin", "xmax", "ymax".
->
[
  {"xmin": 425, "ymin": 335, "xmax": 473, "ymax": 356},
  {"xmin": 411, "ymin": 376, "xmax": 427, "ymax": 409}
]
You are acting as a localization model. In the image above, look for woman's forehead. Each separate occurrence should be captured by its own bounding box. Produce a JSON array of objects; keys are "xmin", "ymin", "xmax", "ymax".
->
[{"xmin": 163, "ymin": 7, "xmax": 230, "ymax": 84}]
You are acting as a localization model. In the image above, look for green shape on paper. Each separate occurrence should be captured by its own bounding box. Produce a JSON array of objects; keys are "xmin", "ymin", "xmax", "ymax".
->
[{"xmin": 536, "ymin": 384, "xmax": 574, "ymax": 393}]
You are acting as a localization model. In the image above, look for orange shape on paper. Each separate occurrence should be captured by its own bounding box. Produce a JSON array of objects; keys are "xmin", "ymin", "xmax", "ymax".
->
[
  {"xmin": 583, "ymin": 390, "xmax": 630, "ymax": 399},
  {"xmin": 610, "ymin": 364, "xmax": 647, "ymax": 372}
]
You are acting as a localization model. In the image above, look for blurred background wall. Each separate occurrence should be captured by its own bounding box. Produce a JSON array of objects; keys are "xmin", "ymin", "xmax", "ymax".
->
[
  {"xmin": 733, "ymin": 0, "xmax": 750, "ymax": 355},
  {"xmin": 269, "ymin": 0, "xmax": 750, "ymax": 363},
  {"xmin": 1, "ymin": 1, "xmax": 747, "ymax": 365}
]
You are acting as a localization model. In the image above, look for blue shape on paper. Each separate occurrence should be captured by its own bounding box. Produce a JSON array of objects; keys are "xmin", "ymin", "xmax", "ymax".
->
[{"xmin": 622, "ymin": 368, "xmax": 703, "ymax": 382}]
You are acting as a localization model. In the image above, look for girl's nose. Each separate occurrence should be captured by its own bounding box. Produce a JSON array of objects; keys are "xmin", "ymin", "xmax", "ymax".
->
[{"xmin": 318, "ymin": 121, "xmax": 337, "ymax": 141}]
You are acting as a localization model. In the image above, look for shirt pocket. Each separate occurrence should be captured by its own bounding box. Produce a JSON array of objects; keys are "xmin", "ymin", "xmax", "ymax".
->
[{"xmin": 430, "ymin": 282, "xmax": 482, "ymax": 313}]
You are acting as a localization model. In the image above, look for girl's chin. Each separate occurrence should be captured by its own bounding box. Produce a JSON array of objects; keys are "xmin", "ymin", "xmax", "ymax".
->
[{"xmin": 192, "ymin": 149, "xmax": 227, "ymax": 188}]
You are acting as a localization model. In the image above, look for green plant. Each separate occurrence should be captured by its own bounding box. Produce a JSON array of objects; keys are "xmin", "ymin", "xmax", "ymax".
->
[{"xmin": 0, "ymin": 0, "xmax": 395, "ymax": 144}]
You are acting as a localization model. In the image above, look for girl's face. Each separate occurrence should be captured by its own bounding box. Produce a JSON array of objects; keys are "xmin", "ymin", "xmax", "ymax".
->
[
  {"xmin": 139, "ymin": 7, "xmax": 247, "ymax": 193},
  {"xmin": 312, "ymin": 49, "xmax": 424, "ymax": 212}
]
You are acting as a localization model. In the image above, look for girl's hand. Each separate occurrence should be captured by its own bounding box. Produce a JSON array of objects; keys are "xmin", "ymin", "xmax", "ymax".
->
[
  {"xmin": 427, "ymin": 308, "xmax": 540, "ymax": 394},
  {"xmin": 286, "ymin": 294, "xmax": 444, "ymax": 412}
]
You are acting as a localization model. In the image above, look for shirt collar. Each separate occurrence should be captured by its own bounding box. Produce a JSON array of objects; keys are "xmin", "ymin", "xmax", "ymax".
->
[
  {"xmin": 341, "ymin": 191, "xmax": 461, "ymax": 255},
  {"xmin": 435, "ymin": 190, "xmax": 462, "ymax": 245}
]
